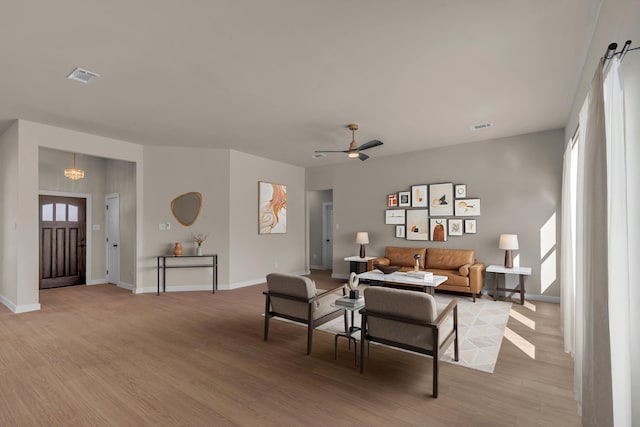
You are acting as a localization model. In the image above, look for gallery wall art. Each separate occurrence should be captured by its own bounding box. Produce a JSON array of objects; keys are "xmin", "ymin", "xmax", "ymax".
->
[
  {"xmin": 429, "ymin": 183, "xmax": 454, "ymax": 216},
  {"xmin": 406, "ymin": 209, "xmax": 429, "ymax": 241},
  {"xmin": 259, "ymin": 181, "xmax": 287, "ymax": 234}
]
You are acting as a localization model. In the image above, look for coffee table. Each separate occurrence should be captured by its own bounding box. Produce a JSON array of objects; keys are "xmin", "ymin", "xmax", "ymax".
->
[{"xmin": 357, "ymin": 270, "xmax": 447, "ymax": 295}]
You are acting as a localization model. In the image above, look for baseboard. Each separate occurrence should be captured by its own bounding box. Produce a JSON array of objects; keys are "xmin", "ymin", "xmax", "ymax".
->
[
  {"xmin": 332, "ymin": 273, "xmax": 349, "ymax": 280},
  {"xmin": 0, "ymin": 294, "xmax": 41, "ymax": 313},
  {"xmin": 309, "ymin": 264, "xmax": 325, "ymax": 270},
  {"xmin": 116, "ymin": 281, "xmax": 135, "ymax": 292},
  {"xmin": 87, "ymin": 278, "xmax": 107, "ymax": 285},
  {"xmin": 223, "ymin": 270, "xmax": 310, "ymax": 290},
  {"xmin": 482, "ymin": 290, "xmax": 560, "ymax": 304}
]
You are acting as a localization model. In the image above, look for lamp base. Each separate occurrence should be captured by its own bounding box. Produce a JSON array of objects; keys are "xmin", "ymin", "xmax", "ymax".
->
[
  {"xmin": 359, "ymin": 244, "xmax": 366, "ymax": 258},
  {"xmin": 504, "ymin": 250, "xmax": 513, "ymax": 268}
]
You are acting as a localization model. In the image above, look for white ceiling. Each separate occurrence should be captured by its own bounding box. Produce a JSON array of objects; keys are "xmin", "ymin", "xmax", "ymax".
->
[{"xmin": 0, "ymin": 1, "xmax": 601, "ymax": 167}]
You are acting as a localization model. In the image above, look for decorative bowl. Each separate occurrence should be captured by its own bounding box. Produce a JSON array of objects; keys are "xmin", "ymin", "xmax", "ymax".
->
[{"xmin": 373, "ymin": 264, "xmax": 402, "ymax": 274}]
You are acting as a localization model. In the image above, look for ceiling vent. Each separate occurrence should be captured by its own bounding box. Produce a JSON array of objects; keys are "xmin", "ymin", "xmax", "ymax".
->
[
  {"xmin": 67, "ymin": 67, "xmax": 100, "ymax": 84},
  {"xmin": 312, "ymin": 153, "xmax": 327, "ymax": 159},
  {"xmin": 470, "ymin": 123, "xmax": 493, "ymax": 131}
]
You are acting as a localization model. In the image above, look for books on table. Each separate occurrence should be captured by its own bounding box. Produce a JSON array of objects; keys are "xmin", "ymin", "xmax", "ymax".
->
[
  {"xmin": 335, "ymin": 295, "xmax": 365, "ymax": 307},
  {"xmin": 404, "ymin": 271, "xmax": 434, "ymax": 281}
]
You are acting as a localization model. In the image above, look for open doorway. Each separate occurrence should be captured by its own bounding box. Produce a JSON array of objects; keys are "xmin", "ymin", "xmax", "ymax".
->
[{"xmin": 308, "ymin": 189, "xmax": 333, "ymax": 270}]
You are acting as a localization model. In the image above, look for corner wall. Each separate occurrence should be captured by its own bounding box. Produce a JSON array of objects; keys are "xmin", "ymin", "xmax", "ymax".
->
[{"xmin": 307, "ymin": 129, "xmax": 563, "ymax": 300}]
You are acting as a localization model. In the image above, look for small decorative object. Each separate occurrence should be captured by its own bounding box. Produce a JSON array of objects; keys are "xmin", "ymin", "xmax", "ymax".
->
[
  {"xmin": 429, "ymin": 183, "xmax": 454, "ymax": 216},
  {"xmin": 385, "ymin": 209, "xmax": 405, "ymax": 224},
  {"xmin": 398, "ymin": 191, "xmax": 411, "ymax": 207},
  {"xmin": 430, "ymin": 219, "xmax": 447, "ymax": 241},
  {"xmin": 259, "ymin": 181, "xmax": 287, "ymax": 234},
  {"xmin": 455, "ymin": 184, "xmax": 466, "ymax": 198},
  {"xmin": 413, "ymin": 254, "xmax": 421, "ymax": 272},
  {"xmin": 499, "ymin": 234, "xmax": 519, "ymax": 268},
  {"xmin": 411, "ymin": 185, "xmax": 428, "ymax": 207},
  {"xmin": 355, "ymin": 232, "xmax": 369, "ymax": 258},
  {"xmin": 373, "ymin": 264, "xmax": 402, "ymax": 274},
  {"xmin": 448, "ymin": 219, "xmax": 463, "ymax": 236},
  {"xmin": 348, "ymin": 272, "xmax": 359, "ymax": 291},
  {"xmin": 191, "ymin": 232, "xmax": 209, "ymax": 256},
  {"xmin": 173, "ymin": 242, "xmax": 183, "ymax": 256},
  {"xmin": 406, "ymin": 209, "xmax": 429, "ymax": 240},
  {"xmin": 465, "ymin": 219, "xmax": 477, "ymax": 234},
  {"xmin": 395, "ymin": 225, "xmax": 405, "ymax": 238},
  {"xmin": 387, "ymin": 194, "xmax": 398, "ymax": 207},
  {"xmin": 455, "ymin": 198, "xmax": 481, "ymax": 216}
]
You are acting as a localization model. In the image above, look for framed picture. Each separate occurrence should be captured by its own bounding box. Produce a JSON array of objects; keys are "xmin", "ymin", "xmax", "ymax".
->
[
  {"xmin": 398, "ymin": 191, "xmax": 411, "ymax": 207},
  {"xmin": 411, "ymin": 185, "xmax": 427, "ymax": 207},
  {"xmin": 395, "ymin": 225, "xmax": 405, "ymax": 238},
  {"xmin": 259, "ymin": 181, "xmax": 287, "ymax": 234},
  {"xmin": 455, "ymin": 198, "xmax": 481, "ymax": 216},
  {"xmin": 387, "ymin": 194, "xmax": 398, "ymax": 207},
  {"xmin": 448, "ymin": 219, "xmax": 463, "ymax": 236},
  {"xmin": 429, "ymin": 183, "xmax": 454, "ymax": 216},
  {"xmin": 465, "ymin": 219, "xmax": 477, "ymax": 234},
  {"xmin": 455, "ymin": 184, "xmax": 466, "ymax": 198},
  {"xmin": 406, "ymin": 209, "xmax": 429, "ymax": 240},
  {"xmin": 430, "ymin": 218, "xmax": 447, "ymax": 241},
  {"xmin": 385, "ymin": 209, "xmax": 405, "ymax": 224}
]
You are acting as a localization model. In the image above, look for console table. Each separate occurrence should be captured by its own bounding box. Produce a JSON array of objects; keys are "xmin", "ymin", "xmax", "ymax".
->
[
  {"xmin": 486, "ymin": 265, "xmax": 531, "ymax": 305},
  {"xmin": 157, "ymin": 254, "xmax": 218, "ymax": 296}
]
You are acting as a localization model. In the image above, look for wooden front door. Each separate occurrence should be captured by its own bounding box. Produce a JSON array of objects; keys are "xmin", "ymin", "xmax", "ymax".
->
[{"xmin": 39, "ymin": 195, "xmax": 86, "ymax": 289}]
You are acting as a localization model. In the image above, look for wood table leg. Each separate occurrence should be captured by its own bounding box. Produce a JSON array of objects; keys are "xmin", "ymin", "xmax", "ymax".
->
[
  {"xmin": 519, "ymin": 274, "xmax": 525, "ymax": 305},
  {"xmin": 493, "ymin": 272, "xmax": 499, "ymax": 301}
]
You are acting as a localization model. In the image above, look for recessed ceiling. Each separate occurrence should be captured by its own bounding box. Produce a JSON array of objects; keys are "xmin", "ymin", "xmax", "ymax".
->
[{"xmin": 0, "ymin": 1, "xmax": 601, "ymax": 167}]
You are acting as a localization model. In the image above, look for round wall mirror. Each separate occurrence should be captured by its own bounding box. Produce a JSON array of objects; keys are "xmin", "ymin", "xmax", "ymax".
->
[{"xmin": 171, "ymin": 192, "xmax": 202, "ymax": 226}]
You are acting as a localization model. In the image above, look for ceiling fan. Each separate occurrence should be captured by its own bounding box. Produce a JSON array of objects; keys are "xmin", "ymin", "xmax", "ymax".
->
[{"xmin": 314, "ymin": 124, "xmax": 383, "ymax": 161}]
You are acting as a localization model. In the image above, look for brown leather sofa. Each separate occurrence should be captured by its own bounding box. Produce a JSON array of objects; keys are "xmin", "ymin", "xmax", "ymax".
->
[{"xmin": 368, "ymin": 246, "xmax": 485, "ymax": 301}]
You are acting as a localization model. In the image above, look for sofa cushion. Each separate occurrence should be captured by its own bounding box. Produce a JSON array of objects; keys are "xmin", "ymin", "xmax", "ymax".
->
[
  {"xmin": 426, "ymin": 269, "xmax": 470, "ymax": 287},
  {"xmin": 458, "ymin": 263, "xmax": 471, "ymax": 276},
  {"xmin": 425, "ymin": 248, "xmax": 475, "ymax": 270},
  {"xmin": 385, "ymin": 247, "xmax": 426, "ymax": 269}
]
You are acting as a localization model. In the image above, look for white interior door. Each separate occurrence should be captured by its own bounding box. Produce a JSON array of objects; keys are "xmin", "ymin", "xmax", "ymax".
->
[
  {"xmin": 105, "ymin": 194, "xmax": 120, "ymax": 284},
  {"xmin": 322, "ymin": 203, "xmax": 333, "ymax": 269}
]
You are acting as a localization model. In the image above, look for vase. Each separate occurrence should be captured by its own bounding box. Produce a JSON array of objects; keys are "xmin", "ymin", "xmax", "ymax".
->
[
  {"xmin": 196, "ymin": 246, "xmax": 203, "ymax": 256},
  {"xmin": 173, "ymin": 242, "xmax": 183, "ymax": 256}
]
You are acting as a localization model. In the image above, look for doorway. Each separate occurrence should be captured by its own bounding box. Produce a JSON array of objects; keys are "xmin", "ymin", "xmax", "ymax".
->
[
  {"xmin": 39, "ymin": 195, "xmax": 86, "ymax": 289},
  {"xmin": 322, "ymin": 202, "xmax": 333, "ymax": 269},
  {"xmin": 105, "ymin": 194, "xmax": 120, "ymax": 285}
]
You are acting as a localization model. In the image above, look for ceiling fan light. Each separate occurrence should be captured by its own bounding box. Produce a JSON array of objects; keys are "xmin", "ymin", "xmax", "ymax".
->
[{"xmin": 348, "ymin": 151, "xmax": 359, "ymax": 158}]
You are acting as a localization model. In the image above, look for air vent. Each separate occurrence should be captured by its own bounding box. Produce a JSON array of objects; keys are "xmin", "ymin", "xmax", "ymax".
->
[
  {"xmin": 312, "ymin": 153, "xmax": 327, "ymax": 159},
  {"xmin": 470, "ymin": 123, "xmax": 493, "ymax": 131},
  {"xmin": 67, "ymin": 67, "xmax": 100, "ymax": 84}
]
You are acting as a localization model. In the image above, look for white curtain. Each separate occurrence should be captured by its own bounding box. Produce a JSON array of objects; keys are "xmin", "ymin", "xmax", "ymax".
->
[
  {"xmin": 574, "ymin": 59, "xmax": 613, "ymax": 426},
  {"xmin": 603, "ymin": 57, "xmax": 632, "ymax": 427},
  {"xmin": 560, "ymin": 138, "xmax": 575, "ymax": 355}
]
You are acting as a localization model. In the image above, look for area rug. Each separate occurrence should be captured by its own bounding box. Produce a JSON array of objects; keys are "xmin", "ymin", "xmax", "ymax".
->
[{"xmin": 269, "ymin": 294, "xmax": 511, "ymax": 374}]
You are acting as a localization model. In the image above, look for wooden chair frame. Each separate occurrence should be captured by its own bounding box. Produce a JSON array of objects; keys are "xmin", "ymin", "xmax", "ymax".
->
[
  {"xmin": 263, "ymin": 283, "xmax": 347, "ymax": 354},
  {"xmin": 359, "ymin": 298, "xmax": 459, "ymax": 398}
]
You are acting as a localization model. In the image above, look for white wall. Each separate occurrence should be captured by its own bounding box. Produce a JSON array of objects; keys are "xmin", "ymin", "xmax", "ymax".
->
[
  {"xmin": 307, "ymin": 129, "xmax": 564, "ymax": 300},
  {"xmin": 0, "ymin": 122, "xmax": 20, "ymax": 310},
  {"xmin": 229, "ymin": 150, "xmax": 307, "ymax": 286}
]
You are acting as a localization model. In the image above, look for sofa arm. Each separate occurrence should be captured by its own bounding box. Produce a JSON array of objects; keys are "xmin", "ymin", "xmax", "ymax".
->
[
  {"xmin": 469, "ymin": 263, "xmax": 485, "ymax": 294},
  {"xmin": 368, "ymin": 257, "xmax": 389, "ymax": 271}
]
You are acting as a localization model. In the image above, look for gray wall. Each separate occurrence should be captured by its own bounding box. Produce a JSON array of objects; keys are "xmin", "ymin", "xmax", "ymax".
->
[
  {"xmin": 307, "ymin": 129, "xmax": 564, "ymax": 300},
  {"xmin": 308, "ymin": 189, "xmax": 332, "ymax": 268},
  {"xmin": 0, "ymin": 122, "xmax": 19, "ymax": 307}
]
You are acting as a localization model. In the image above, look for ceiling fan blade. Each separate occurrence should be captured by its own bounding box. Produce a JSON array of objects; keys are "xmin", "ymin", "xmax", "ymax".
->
[
  {"xmin": 357, "ymin": 139, "xmax": 383, "ymax": 151},
  {"xmin": 358, "ymin": 152, "xmax": 370, "ymax": 161},
  {"xmin": 314, "ymin": 150, "xmax": 349, "ymax": 153}
]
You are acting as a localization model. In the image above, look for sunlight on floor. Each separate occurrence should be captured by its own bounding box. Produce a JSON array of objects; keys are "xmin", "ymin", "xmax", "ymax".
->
[
  {"xmin": 510, "ymin": 309, "xmax": 535, "ymax": 330},
  {"xmin": 504, "ymin": 327, "xmax": 536, "ymax": 359},
  {"xmin": 523, "ymin": 300, "xmax": 537, "ymax": 312}
]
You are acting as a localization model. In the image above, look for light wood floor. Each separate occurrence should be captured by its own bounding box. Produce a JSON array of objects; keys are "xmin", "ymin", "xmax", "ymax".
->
[{"xmin": 0, "ymin": 271, "xmax": 580, "ymax": 426}]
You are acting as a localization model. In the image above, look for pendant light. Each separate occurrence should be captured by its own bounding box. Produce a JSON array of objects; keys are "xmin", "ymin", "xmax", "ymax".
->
[{"xmin": 64, "ymin": 153, "xmax": 85, "ymax": 180}]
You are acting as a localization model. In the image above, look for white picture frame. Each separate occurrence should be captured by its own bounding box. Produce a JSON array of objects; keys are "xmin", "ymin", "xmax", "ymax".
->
[
  {"xmin": 455, "ymin": 184, "xmax": 466, "ymax": 198},
  {"xmin": 411, "ymin": 185, "xmax": 428, "ymax": 207},
  {"xmin": 398, "ymin": 191, "xmax": 411, "ymax": 207},
  {"xmin": 455, "ymin": 198, "xmax": 481, "ymax": 216},
  {"xmin": 385, "ymin": 209, "xmax": 405, "ymax": 224},
  {"xmin": 406, "ymin": 209, "xmax": 429, "ymax": 240},
  {"xmin": 448, "ymin": 219, "xmax": 463, "ymax": 236},
  {"xmin": 429, "ymin": 183, "xmax": 454, "ymax": 216},
  {"xmin": 430, "ymin": 218, "xmax": 447, "ymax": 241},
  {"xmin": 465, "ymin": 219, "xmax": 477, "ymax": 234},
  {"xmin": 395, "ymin": 225, "xmax": 405, "ymax": 238}
]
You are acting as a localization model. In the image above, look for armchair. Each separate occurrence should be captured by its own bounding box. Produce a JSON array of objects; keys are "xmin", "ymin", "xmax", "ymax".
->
[
  {"xmin": 359, "ymin": 287, "xmax": 459, "ymax": 398},
  {"xmin": 264, "ymin": 273, "xmax": 347, "ymax": 354}
]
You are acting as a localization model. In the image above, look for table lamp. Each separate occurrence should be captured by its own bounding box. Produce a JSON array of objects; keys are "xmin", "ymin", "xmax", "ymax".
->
[
  {"xmin": 356, "ymin": 232, "xmax": 369, "ymax": 258},
  {"xmin": 499, "ymin": 234, "xmax": 519, "ymax": 268}
]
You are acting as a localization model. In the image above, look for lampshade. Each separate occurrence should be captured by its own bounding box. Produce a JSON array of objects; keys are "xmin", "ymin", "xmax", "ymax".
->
[
  {"xmin": 355, "ymin": 232, "xmax": 369, "ymax": 245},
  {"xmin": 498, "ymin": 234, "xmax": 519, "ymax": 250}
]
